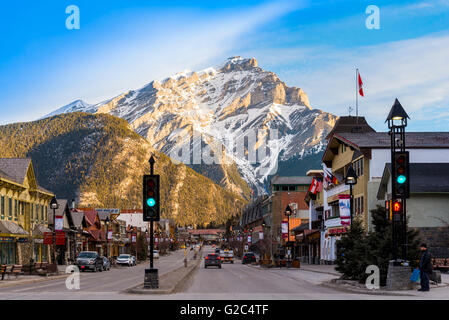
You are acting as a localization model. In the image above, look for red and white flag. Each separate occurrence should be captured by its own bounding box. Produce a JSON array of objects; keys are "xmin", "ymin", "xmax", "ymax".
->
[
  {"xmin": 309, "ymin": 178, "xmax": 319, "ymax": 194},
  {"xmin": 358, "ymin": 71, "xmax": 364, "ymax": 97}
]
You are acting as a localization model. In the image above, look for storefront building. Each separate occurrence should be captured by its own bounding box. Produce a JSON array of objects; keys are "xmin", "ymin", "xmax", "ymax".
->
[{"xmin": 0, "ymin": 158, "xmax": 54, "ymax": 265}]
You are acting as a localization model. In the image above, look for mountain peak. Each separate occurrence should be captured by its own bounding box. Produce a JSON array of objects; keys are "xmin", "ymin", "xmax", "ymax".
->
[{"xmin": 220, "ymin": 56, "xmax": 258, "ymax": 72}]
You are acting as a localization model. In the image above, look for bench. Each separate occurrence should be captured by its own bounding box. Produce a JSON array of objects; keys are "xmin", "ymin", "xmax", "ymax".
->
[
  {"xmin": 0, "ymin": 265, "xmax": 22, "ymax": 280},
  {"xmin": 34, "ymin": 262, "xmax": 49, "ymax": 275},
  {"xmin": 0, "ymin": 265, "xmax": 6, "ymax": 280},
  {"xmin": 11, "ymin": 265, "xmax": 22, "ymax": 278}
]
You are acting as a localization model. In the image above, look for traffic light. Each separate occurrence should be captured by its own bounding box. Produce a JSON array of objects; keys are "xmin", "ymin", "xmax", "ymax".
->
[
  {"xmin": 392, "ymin": 200, "xmax": 402, "ymax": 213},
  {"xmin": 393, "ymin": 151, "xmax": 410, "ymax": 198},
  {"xmin": 385, "ymin": 200, "xmax": 392, "ymax": 220},
  {"xmin": 143, "ymin": 175, "xmax": 160, "ymax": 221}
]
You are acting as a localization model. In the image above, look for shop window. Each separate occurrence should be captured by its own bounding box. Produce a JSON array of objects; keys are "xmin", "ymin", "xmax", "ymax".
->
[
  {"xmin": 288, "ymin": 186, "xmax": 295, "ymax": 191},
  {"xmin": 0, "ymin": 242, "xmax": 16, "ymax": 264},
  {"xmin": 282, "ymin": 186, "xmax": 288, "ymax": 191}
]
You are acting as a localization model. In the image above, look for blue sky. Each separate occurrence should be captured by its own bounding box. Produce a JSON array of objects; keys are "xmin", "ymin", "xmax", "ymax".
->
[{"xmin": 1, "ymin": 0, "xmax": 449, "ymax": 131}]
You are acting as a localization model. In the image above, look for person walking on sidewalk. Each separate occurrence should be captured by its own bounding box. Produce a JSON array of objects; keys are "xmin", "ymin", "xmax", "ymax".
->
[{"xmin": 418, "ymin": 243, "xmax": 432, "ymax": 292}]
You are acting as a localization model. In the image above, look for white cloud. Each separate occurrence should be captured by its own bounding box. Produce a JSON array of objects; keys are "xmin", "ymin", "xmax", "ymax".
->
[{"xmin": 253, "ymin": 31, "xmax": 449, "ymax": 131}]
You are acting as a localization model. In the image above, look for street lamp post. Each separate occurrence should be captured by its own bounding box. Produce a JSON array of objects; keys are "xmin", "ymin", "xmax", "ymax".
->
[
  {"xmin": 105, "ymin": 217, "xmax": 110, "ymax": 258},
  {"xmin": 284, "ymin": 205, "xmax": 292, "ymax": 267},
  {"xmin": 50, "ymin": 197, "xmax": 59, "ymax": 266},
  {"xmin": 345, "ymin": 164, "xmax": 358, "ymax": 225}
]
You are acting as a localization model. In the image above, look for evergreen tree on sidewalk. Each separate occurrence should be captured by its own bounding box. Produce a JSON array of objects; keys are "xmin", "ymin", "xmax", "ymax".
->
[
  {"xmin": 335, "ymin": 219, "xmax": 368, "ymax": 281},
  {"xmin": 364, "ymin": 205, "xmax": 421, "ymax": 286}
]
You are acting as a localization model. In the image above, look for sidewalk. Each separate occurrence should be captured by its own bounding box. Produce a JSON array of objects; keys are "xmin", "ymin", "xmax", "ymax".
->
[{"xmin": 0, "ymin": 266, "xmax": 70, "ymax": 289}]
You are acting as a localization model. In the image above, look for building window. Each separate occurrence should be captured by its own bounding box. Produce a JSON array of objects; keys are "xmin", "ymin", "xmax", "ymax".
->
[
  {"xmin": 14, "ymin": 199, "xmax": 18, "ymax": 220},
  {"xmin": 354, "ymin": 158, "xmax": 364, "ymax": 177},
  {"xmin": 288, "ymin": 186, "xmax": 295, "ymax": 191},
  {"xmin": 41, "ymin": 205, "xmax": 44, "ymax": 221},
  {"xmin": 21, "ymin": 202, "xmax": 24, "ymax": 216},
  {"xmin": 45, "ymin": 206, "xmax": 47, "ymax": 223},
  {"xmin": 31, "ymin": 204, "xmax": 34, "ymax": 221},
  {"xmin": 1, "ymin": 196, "xmax": 4, "ymax": 219},
  {"xmin": 8, "ymin": 198, "xmax": 12, "ymax": 219},
  {"xmin": 360, "ymin": 196, "xmax": 363, "ymax": 213}
]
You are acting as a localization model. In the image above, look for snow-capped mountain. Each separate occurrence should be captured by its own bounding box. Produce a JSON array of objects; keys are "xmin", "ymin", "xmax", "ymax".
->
[{"xmin": 44, "ymin": 57, "xmax": 337, "ymax": 195}]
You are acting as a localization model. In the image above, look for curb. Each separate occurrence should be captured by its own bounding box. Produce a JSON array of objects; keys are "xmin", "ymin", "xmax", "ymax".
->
[
  {"xmin": 124, "ymin": 256, "xmax": 202, "ymax": 295},
  {"xmin": 246, "ymin": 263, "xmax": 340, "ymax": 277},
  {"xmin": 0, "ymin": 273, "xmax": 70, "ymax": 289}
]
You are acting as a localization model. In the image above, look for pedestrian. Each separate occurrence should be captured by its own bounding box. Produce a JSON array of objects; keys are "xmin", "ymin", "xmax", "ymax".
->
[{"xmin": 418, "ymin": 243, "xmax": 432, "ymax": 292}]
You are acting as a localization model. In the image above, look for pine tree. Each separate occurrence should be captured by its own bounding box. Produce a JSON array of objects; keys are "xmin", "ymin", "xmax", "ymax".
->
[
  {"xmin": 335, "ymin": 219, "xmax": 368, "ymax": 281},
  {"xmin": 364, "ymin": 205, "xmax": 421, "ymax": 286}
]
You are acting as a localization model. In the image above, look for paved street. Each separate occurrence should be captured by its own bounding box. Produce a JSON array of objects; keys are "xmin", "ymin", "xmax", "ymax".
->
[
  {"xmin": 2, "ymin": 246, "xmax": 449, "ymax": 300},
  {"xmin": 0, "ymin": 248, "xmax": 193, "ymax": 299}
]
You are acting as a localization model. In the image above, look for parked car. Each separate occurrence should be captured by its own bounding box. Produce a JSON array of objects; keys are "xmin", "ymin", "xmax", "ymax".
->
[
  {"xmin": 116, "ymin": 254, "xmax": 134, "ymax": 266},
  {"xmin": 242, "ymin": 252, "xmax": 257, "ymax": 264},
  {"xmin": 76, "ymin": 251, "xmax": 103, "ymax": 272},
  {"xmin": 101, "ymin": 256, "xmax": 111, "ymax": 271},
  {"xmin": 220, "ymin": 249, "xmax": 234, "ymax": 263},
  {"xmin": 204, "ymin": 253, "xmax": 222, "ymax": 269},
  {"xmin": 149, "ymin": 250, "xmax": 159, "ymax": 259}
]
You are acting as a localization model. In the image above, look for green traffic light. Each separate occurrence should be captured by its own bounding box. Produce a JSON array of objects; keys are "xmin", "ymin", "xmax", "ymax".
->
[
  {"xmin": 397, "ymin": 175, "xmax": 406, "ymax": 184},
  {"xmin": 147, "ymin": 198, "xmax": 156, "ymax": 207}
]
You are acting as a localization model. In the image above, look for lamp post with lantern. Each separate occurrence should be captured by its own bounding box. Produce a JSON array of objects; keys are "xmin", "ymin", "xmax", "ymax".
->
[
  {"xmin": 284, "ymin": 205, "xmax": 292, "ymax": 266},
  {"xmin": 49, "ymin": 197, "xmax": 59, "ymax": 265}
]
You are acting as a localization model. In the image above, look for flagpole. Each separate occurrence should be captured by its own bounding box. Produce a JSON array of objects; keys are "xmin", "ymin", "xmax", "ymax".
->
[{"xmin": 356, "ymin": 68, "xmax": 359, "ymax": 126}]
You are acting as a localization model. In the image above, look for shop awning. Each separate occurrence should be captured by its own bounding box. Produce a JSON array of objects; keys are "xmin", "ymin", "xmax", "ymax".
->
[
  {"xmin": 0, "ymin": 220, "xmax": 29, "ymax": 237},
  {"xmin": 32, "ymin": 224, "xmax": 52, "ymax": 237}
]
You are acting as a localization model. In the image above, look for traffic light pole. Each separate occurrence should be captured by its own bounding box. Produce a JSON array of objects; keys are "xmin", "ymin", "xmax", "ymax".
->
[
  {"xmin": 390, "ymin": 124, "xmax": 407, "ymax": 262},
  {"xmin": 150, "ymin": 158, "xmax": 154, "ymax": 269},
  {"xmin": 144, "ymin": 156, "xmax": 159, "ymax": 289}
]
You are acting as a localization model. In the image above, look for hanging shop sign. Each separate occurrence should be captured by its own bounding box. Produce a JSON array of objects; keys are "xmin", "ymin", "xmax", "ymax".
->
[
  {"xmin": 43, "ymin": 232, "xmax": 53, "ymax": 245},
  {"xmin": 339, "ymin": 194, "xmax": 351, "ymax": 226},
  {"xmin": 281, "ymin": 221, "xmax": 288, "ymax": 239},
  {"xmin": 55, "ymin": 215, "xmax": 64, "ymax": 231},
  {"xmin": 247, "ymin": 235, "xmax": 252, "ymax": 244},
  {"xmin": 55, "ymin": 231, "xmax": 66, "ymax": 245},
  {"xmin": 259, "ymin": 232, "xmax": 264, "ymax": 240}
]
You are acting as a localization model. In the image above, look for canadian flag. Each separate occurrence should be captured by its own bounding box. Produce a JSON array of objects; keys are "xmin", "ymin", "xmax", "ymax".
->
[
  {"xmin": 358, "ymin": 72, "xmax": 364, "ymax": 97},
  {"xmin": 309, "ymin": 178, "xmax": 319, "ymax": 194}
]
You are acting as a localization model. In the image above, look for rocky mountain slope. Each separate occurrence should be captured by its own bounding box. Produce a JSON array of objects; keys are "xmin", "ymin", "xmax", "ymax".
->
[
  {"xmin": 45, "ymin": 57, "xmax": 337, "ymax": 194},
  {"xmin": 0, "ymin": 113, "xmax": 247, "ymax": 226}
]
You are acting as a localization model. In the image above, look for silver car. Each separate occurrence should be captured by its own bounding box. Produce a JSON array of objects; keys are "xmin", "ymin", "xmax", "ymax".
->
[{"xmin": 116, "ymin": 254, "xmax": 133, "ymax": 266}]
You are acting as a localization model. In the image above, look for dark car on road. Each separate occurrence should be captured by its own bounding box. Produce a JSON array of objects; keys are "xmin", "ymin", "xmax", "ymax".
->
[
  {"xmin": 204, "ymin": 253, "xmax": 222, "ymax": 269},
  {"xmin": 76, "ymin": 251, "xmax": 103, "ymax": 272},
  {"xmin": 242, "ymin": 252, "xmax": 257, "ymax": 264}
]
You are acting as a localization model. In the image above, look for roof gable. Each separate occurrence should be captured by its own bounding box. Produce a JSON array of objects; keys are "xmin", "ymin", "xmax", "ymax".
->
[{"xmin": 0, "ymin": 158, "xmax": 31, "ymax": 185}]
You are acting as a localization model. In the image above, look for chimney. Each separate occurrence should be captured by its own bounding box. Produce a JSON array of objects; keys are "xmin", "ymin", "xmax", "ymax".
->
[{"xmin": 71, "ymin": 199, "xmax": 76, "ymax": 210}]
